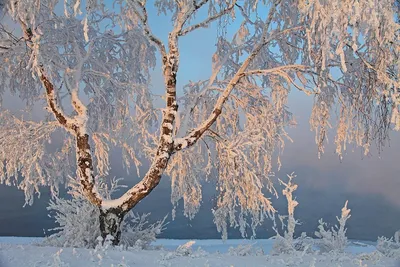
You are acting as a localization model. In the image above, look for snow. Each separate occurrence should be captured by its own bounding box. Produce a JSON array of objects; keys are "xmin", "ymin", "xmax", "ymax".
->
[
  {"xmin": 163, "ymin": 123, "xmax": 173, "ymax": 131},
  {"xmin": 101, "ymin": 183, "xmax": 146, "ymax": 211},
  {"xmin": 163, "ymin": 135, "xmax": 173, "ymax": 144},
  {"xmin": 0, "ymin": 237, "xmax": 398, "ymax": 267},
  {"xmin": 174, "ymin": 138, "xmax": 188, "ymax": 149},
  {"xmin": 83, "ymin": 17, "xmax": 89, "ymax": 42},
  {"xmin": 101, "ymin": 198, "xmax": 127, "ymax": 210}
]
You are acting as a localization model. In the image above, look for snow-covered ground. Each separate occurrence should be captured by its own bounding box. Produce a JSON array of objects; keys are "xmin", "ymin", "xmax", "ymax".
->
[{"xmin": 0, "ymin": 237, "xmax": 399, "ymax": 267}]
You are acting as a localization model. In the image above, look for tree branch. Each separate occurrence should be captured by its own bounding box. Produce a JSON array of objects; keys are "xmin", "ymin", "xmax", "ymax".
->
[
  {"xmin": 242, "ymin": 64, "xmax": 315, "ymax": 95},
  {"xmin": 179, "ymin": 1, "xmax": 237, "ymax": 36}
]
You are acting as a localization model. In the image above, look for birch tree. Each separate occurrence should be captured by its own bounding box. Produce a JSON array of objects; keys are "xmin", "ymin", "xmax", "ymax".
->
[{"xmin": 0, "ymin": 0, "xmax": 399, "ymax": 244}]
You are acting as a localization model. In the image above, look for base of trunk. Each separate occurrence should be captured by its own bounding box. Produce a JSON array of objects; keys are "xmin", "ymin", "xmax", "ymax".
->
[{"xmin": 99, "ymin": 207, "xmax": 125, "ymax": 245}]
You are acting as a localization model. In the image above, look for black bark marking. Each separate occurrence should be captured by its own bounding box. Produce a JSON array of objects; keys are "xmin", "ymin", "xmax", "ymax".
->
[{"xmin": 99, "ymin": 207, "xmax": 126, "ymax": 245}]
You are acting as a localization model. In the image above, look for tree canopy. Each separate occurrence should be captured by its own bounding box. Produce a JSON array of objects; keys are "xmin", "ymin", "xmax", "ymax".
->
[{"xmin": 0, "ymin": 0, "xmax": 399, "ymax": 240}]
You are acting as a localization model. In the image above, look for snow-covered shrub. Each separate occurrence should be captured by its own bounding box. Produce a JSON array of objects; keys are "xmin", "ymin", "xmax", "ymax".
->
[
  {"xmin": 357, "ymin": 251, "xmax": 383, "ymax": 264},
  {"xmin": 42, "ymin": 180, "xmax": 101, "ymax": 248},
  {"xmin": 120, "ymin": 212, "xmax": 167, "ymax": 249},
  {"xmin": 175, "ymin": 240, "xmax": 196, "ymax": 256},
  {"xmin": 314, "ymin": 201, "xmax": 351, "ymax": 253},
  {"xmin": 376, "ymin": 230, "xmax": 400, "ymax": 259},
  {"xmin": 272, "ymin": 230, "xmax": 313, "ymax": 255},
  {"xmin": 42, "ymin": 177, "xmax": 167, "ymax": 249},
  {"xmin": 271, "ymin": 173, "xmax": 313, "ymax": 255},
  {"xmin": 160, "ymin": 240, "xmax": 208, "ymax": 263},
  {"xmin": 228, "ymin": 244, "xmax": 253, "ymax": 256},
  {"xmin": 228, "ymin": 243, "xmax": 264, "ymax": 256}
]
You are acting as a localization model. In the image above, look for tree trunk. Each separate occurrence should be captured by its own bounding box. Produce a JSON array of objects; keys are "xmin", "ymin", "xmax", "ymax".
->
[{"xmin": 99, "ymin": 207, "xmax": 126, "ymax": 245}]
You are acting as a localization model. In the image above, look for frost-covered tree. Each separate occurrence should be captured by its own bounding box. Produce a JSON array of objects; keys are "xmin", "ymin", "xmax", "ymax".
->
[{"xmin": 0, "ymin": 0, "xmax": 399, "ymax": 244}]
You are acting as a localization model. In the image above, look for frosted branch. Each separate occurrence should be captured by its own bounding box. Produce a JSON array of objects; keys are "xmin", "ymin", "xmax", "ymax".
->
[{"xmin": 179, "ymin": 1, "xmax": 237, "ymax": 36}]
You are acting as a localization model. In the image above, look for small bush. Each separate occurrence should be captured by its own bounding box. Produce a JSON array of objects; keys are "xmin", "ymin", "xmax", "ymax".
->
[
  {"xmin": 314, "ymin": 201, "xmax": 351, "ymax": 253},
  {"xmin": 42, "ymin": 177, "xmax": 167, "ymax": 249},
  {"xmin": 376, "ymin": 231, "xmax": 400, "ymax": 259},
  {"xmin": 228, "ymin": 243, "xmax": 264, "ymax": 256},
  {"xmin": 120, "ymin": 212, "xmax": 167, "ymax": 249}
]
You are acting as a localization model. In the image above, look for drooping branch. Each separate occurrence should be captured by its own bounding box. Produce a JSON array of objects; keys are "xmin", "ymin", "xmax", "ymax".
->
[
  {"xmin": 0, "ymin": 111, "xmax": 62, "ymax": 205},
  {"xmin": 346, "ymin": 43, "xmax": 400, "ymax": 88}
]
